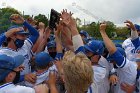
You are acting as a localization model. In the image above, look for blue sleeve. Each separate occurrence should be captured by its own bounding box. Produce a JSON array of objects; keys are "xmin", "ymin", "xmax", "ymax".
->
[
  {"xmin": 0, "ymin": 33, "xmax": 7, "ymax": 46},
  {"xmin": 19, "ymin": 75, "xmax": 24, "ymax": 82},
  {"xmin": 23, "ymin": 21, "xmax": 39, "ymax": 44},
  {"xmin": 75, "ymin": 46, "xmax": 86, "ymax": 54},
  {"xmin": 110, "ymin": 50, "xmax": 126, "ymax": 68},
  {"xmin": 131, "ymin": 37, "xmax": 140, "ymax": 49},
  {"xmin": 55, "ymin": 53, "xmax": 63, "ymax": 61}
]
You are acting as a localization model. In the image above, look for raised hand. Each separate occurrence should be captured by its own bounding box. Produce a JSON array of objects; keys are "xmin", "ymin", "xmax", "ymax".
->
[
  {"xmin": 10, "ymin": 14, "xmax": 25, "ymax": 24},
  {"xmin": 54, "ymin": 21, "xmax": 63, "ymax": 37},
  {"xmin": 5, "ymin": 27, "xmax": 23, "ymax": 38},
  {"xmin": 124, "ymin": 20, "xmax": 136, "ymax": 31},
  {"xmin": 100, "ymin": 23, "xmax": 107, "ymax": 33},
  {"xmin": 44, "ymin": 27, "xmax": 51, "ymax": 40},
  {"xmin": 38, "ymin": 22, "xmax": 45, "ymax": 30},
  {"xmin": 61, "ymin": 9, "xmax": 76, "ymax": 29},
  {"xmin": 61, "ymin": 9, "xmax": 72, "ymax": 25}
]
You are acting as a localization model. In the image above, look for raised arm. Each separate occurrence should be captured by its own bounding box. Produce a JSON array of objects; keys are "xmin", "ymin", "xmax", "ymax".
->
[
  {"xmin": 124, "ymin": 20, "xmax": 138, "ymax": 40},
  {"xmin": 125, "ymin": 20, "xmax": 140, "ymax": 50},
  {"xmin": 100, "ymin": 23, "xmax": 125, "ymax": 67},
  {"xmin": 36, "ymin": 27, "xmax": 51, "ymax": 54},
  {"xmin": 0, "ymin": 27, "xmax": 23, "ymax": 46},
  {"xmin": 10, "ymin": 14, "xmax": 39, "ymax": 44},
  {"xmin": 61, "ymin": 9, "xmax": 84, "ymax": 51},
  {"xmin": 100, "ymin": 23, "xmax": 117, "ymax": 54}
]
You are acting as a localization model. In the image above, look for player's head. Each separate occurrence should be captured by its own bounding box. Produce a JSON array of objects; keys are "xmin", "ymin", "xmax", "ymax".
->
[
  {"xmin": 35, "ymin": 52, "xmax": 53, "ymax": 70},
  {"xmin": 6, "ymin": 25, "xmax": 29, "ymax": 48},
  {"xmin": 0, "ymin": 54, "xmax": 24, "ymax": 84},
  {"xmin": 47, "ymin": 41, "xmax": 56, "ymax": 58},
  {"xmin": 80, "ymin": 30, "xmax": 89, "ymax": 39},
  {"xmin": 135, "ymin": 24, "xmax": 140, "ymax": 36},
  {"xmin": 84, "ymin": 40, "xmax": 104, "ymax": 64},
  {"xmin": 62, "ymin": 51, "xmax": 93, "ymax": 93}
]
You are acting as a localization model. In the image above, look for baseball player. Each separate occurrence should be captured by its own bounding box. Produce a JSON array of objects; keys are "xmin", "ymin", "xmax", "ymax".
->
[
  {"xmin": 0, "ymin": 14, "xmax": 39, "ymax": 84},
  {"xmin": 25, "ymin": 52, "xmax": 57, "ymax": 87},
  {"xmin": 122, "ymin": 24, "xmax": 140, "ymax": 61},
  {"xmin": 99, "ymin": 22, "xmax": 137, "ymax": 93},
  {"xmin": 0, "ymin": 54, "xmax": 36, "ymax": 93},
  {"xmin": 129, "ymin": 21, "xmax": 140, "ymax": 93}
]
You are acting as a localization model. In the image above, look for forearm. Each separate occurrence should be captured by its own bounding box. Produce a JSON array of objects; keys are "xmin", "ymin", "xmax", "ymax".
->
[
  {"xmin": 72, "ymin": 34, "xmax": 84, "ymax": 51},
  {"xmin": 131, "ymin": 37, "xmax": 140, "ymax": 49},
  {"xmin": 55, "ymin": 37, "xmax": 63, "ymax": 53},
  {"xmin": 131, "ymin": 30, "xmax": 138, "ymax": 40},
  {"xmin": 100, "ymin": 31, "xmax": 117, "ymax": 54},
  {"xmin": 36, "ymin": 39, "xmax": 47, "ymax": 54},
  {"xmin": 50, "ymin": 86, "xmax": 58, "ymax": 93},
  {"xmin": 69, "ymin": 26, "xmax": 79, "ymax": 37},
  {"xmin": 23, "ymin": 21, "xmax": 39, "ymax": 44}
]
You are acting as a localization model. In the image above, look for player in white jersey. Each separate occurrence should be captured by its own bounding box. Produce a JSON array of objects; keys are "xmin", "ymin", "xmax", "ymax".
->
[
  {"xmin": 25, "ymin": 52, "xmax": 57, "ymax": 87},
  {"xmin": 99, "ymin": 22, "xmax": 137, "ymax": 93},
  {"xmin": 0, "ymin": 14, "xmax": 39, "ymax": 84},
  {"xmin": 122, "ymin": 24, "xmax": 140, "ymax": 61},
  {"xmin": 0, "ymin": 54, "xmax": 35, "ymax": 93},
  {"xmin": 122, "ymin": 38, "xmax": 135, "ymax": 61}
]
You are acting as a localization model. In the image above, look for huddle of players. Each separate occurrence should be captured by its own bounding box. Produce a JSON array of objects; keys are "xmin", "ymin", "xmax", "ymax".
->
[{"xmin": 0, "ymin": 9, "xmax": 140, "ymax": 93}]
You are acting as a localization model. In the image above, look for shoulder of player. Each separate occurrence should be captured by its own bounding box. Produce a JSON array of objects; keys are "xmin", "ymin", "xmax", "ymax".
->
[{"xmin": 11, "ymin": 85, "xmax": 35, "ymax": 93}]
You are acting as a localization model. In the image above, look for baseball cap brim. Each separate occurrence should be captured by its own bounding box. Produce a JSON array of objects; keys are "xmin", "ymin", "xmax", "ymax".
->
[
  {"xmin": 84, "ymin": 45, "xmax": 95, "ymax": 53},
  {"xmin": 16, "ymin": 30, "xmax": 29, "ymax": 35}
]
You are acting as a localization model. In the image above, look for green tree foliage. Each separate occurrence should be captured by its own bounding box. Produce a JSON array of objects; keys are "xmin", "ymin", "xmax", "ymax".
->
[
  {"xmin": 0, "ymin": 7, "xmax": 129, "ymax": 40},
  {"xmin": 79, "ymin": 21, "xmax": 116, "ymax": 39},
  {"xmin": 116, "ymin": 27, "xmax": 130, "ymax": 39},
  {"xmin": 34, "ymin": 14, "xmax": 49, "ymax": 27},
  {"xmin": 0, "ymin": 7, "xmax": 20, "ymax": 33}
]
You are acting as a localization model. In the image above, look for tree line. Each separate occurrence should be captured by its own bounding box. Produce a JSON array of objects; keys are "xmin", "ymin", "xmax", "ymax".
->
[{"xmin": 0, "ymin": 7, "xmax": 129, "ymax": 40}]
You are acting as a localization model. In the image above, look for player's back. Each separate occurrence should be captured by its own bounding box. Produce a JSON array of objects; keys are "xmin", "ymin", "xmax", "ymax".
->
[
  {"xmin": 0, "ymin": 83, "xmax": 35, "ymax": 93},
  {"xmin": 122, "ymin": 38, "xmax": 136, "ymax": 61},
  {"xmin": 114, "ymin": 59, "xmax": 137, "ymax": 93}
]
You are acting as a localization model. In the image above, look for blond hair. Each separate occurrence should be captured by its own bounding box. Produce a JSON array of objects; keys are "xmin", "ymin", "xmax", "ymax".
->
[{"xmin": 62, "ymin": 51, "xmax": 93, "ymax": 93}]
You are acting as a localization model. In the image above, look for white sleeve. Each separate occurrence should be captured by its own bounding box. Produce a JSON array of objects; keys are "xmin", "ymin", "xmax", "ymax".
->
[
  {"xmin": 22, "ymin": 39, "xmax": 33, "ymax": 52},
  {"xmin": 131, "ymin": 30, "xmax": 138, "ymax": 40},
  {"xmin": 72, "ymin": 34, "xmax": 84, "ymax": 51},
  {"xmin": 44, "ymin": 46, "xmax": 49, "ymax": 53}
]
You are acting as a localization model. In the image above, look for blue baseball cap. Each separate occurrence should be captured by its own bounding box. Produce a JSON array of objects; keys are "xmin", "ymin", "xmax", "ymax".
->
[
  {"xmin": 8, "ymin": 25, "xmax": 29, "ymax": 35},
  {"xmin": 83, "ymin": 37, "xmax": 95, "ymax": 44},
  {"xmin": 47, "ymin": 41, "xmax": 56, "ymax": 48},
  {"xmin": 107, "ymin": 47, "xmax": 126, "ymax": 61},
  {"xmin": 84, "ymin": 40, "xmax": 104, "ymax": 55},
  {"xmin": 135, "ymin": 24, "xmax": 140, "ymax": 32},
  {"xmin": 80, "ymin": 30, "xmax": 89, "ymax": 38},
  {"xmin": 35, "ymin": 52, "xmax": 54, "ymax": 67},
  {"xmin": 0, "ymin": 54, "xmax": 24, "ymax": 81}
]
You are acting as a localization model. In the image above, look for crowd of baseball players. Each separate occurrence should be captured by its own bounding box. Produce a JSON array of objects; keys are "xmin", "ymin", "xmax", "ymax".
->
[{"xmin": 0, "ymin": 9, "xmax": 140, "ymax": 93}]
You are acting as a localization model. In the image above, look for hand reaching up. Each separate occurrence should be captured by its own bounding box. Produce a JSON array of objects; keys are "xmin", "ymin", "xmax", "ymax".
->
[
  {"xmin": 10, "ymin": 14, "xmax": 25, "ymax": 24},
  {"xmin": 124, "ymin": 20, "xmax": 136, "ymax": 31}
]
